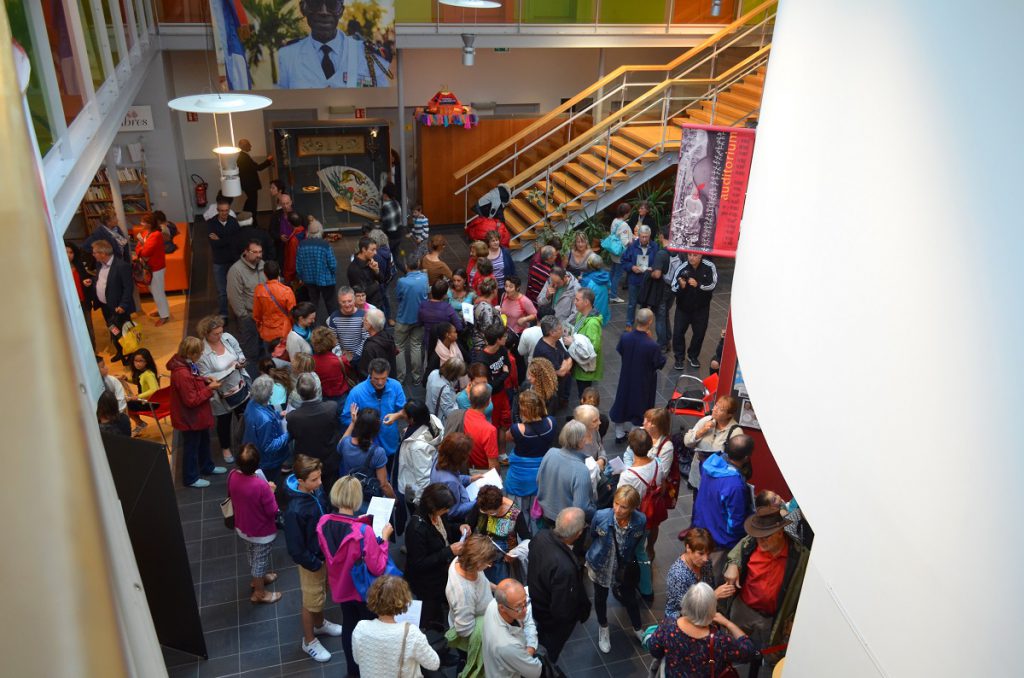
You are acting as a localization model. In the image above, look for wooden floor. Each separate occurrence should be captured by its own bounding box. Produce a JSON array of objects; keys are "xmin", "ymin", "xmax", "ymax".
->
[{"xmin": 93, "ymin": 290, "xmax": 189, "ymax": 450}]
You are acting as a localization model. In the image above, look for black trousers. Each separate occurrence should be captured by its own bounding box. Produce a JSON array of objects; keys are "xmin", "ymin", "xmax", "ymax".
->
[
  {"xmin": 242, "ymin": 190, "xmax": 258, "ymax": 218},
  {"xmin": 340, "ymin": 600, "xmax": 374, "ymax": 676},
  {"xmin": 673, "ymin": 304, "xmax": 711, "ymax": 362},
  {"xmin": 594, "ymin": 582, "xmax": 642, "ymax": 630},
  {"xmin": 306, "ymin": 284, "xmax": 338, "ymax": 317},
  {"xmin": 102, "ymin": 308, "xmax": 128, "ymax": 359},
  {"xmin": 537, "ymin": 619, "xmax": 576, "ymax": 664}
]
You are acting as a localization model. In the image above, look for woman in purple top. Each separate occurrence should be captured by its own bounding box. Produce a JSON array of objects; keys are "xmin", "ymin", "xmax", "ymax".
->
[
  {"xmin": 227, "ymin": 443, "xmax": 282, "ymax": 604},
  {"xmin": 419, "ymin": 278, "xmax": 464, "ymax": 343}
]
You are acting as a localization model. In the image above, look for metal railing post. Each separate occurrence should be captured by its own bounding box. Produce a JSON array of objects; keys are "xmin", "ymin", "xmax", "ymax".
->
[
  {"xmin": 512, "ymin": 142, "xmax": 518, "ymax": 177},
  {"xmin": 660, "ymin": 90, "xmax": 670, "ymax": 154}
]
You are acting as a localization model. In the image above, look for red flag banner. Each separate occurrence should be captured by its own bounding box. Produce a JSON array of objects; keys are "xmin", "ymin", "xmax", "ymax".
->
[{"xmin": 667, "ymin": 124, "xmax": 756, "ymax": 258}]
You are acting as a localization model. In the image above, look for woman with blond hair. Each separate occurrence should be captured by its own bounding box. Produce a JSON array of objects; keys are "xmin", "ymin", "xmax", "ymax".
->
[
  {"xmin": 167, "ymin": 336, "xmax": 225, "ymax": 488},
  {"xmin": 196, "ymin": 314, "xmax": 248, "ymax": 464},
  {"xmin": 309, "ymin": 326, "xmax": 354, "ymax": 405},
  {"xmin": 524, "ymin": 356, "xmax": 559, "ymax": 415},
  {"xmin": 505, "ymin": 390, "xmax": 557, "ymax": 520},
  {"xmin": 352, "ymin": 575, "xmax": 440, "ymax": 677}
]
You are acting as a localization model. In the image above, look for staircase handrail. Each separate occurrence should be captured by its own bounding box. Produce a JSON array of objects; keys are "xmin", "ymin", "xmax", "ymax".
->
[
  {"xmin": 452, "ymin": 0, "xmax": 777, "ymax": 184},
  {"xmin": 505, "ymin": 46, "xmax": 770, "ymax": 194}
]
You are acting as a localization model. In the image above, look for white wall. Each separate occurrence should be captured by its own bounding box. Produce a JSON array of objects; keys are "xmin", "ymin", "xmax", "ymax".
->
[{"xmin": 732, "ymin": 0, "xmax": 1022, "ymax": 675}]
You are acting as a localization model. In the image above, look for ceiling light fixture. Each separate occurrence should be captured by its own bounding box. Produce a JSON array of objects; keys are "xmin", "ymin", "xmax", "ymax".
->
[
  {"xmin": 168, "ymin": 94, "xmax": 272, "ymax": 197},
  {"xmin": 462, "ymin": 34, "xmax": 476, "ymax": 66},
  {"xmin": 710, "ymin": 0, "xmax": 722, "ymax": 17},
  {"xmin": 439, "ymin": 0, "xmax": 501, "ymax": 8}
]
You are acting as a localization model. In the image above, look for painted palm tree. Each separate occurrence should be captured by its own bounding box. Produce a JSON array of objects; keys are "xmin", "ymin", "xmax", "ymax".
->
[{"xmin": 242, "ymin": 0, "xmax": 304, "ymax": 85}]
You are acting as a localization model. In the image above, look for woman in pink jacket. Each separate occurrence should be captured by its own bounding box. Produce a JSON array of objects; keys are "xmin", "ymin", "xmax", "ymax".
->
[
  {"xmin": 227, "ymin": 443, "xmax": 282, "ymax": 603},
  {"xmin": 316, "ymin": 476, "xmax": 393, "ymax": 677}
]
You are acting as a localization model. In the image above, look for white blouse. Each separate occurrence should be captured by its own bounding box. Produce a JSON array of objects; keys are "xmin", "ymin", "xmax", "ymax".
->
[{"xmin": 352, "ymin": 619, "xmax": 440, "ymax": 678}]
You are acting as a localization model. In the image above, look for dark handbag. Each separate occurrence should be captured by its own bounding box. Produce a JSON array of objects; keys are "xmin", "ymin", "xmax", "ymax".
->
[
  {"xmin": 132, "ymin": 257, "xmax": 153, "ymax": 285},
  {"xmin": 222, "ymin": 375, "xmax": 251, "ymax": 410},
  {"xmin": 611, "ymin": 527, "xmax": 640, "ymax": 598},
  {"xmin": 708, "ymin": 630, "xmax": 741, "ymax": 678},
  {"xmin": 349, "ymin": 447, "xmax": 383, "ymax": 504}
]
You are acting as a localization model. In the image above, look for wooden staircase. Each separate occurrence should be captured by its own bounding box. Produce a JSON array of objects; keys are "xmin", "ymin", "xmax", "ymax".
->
[
  {"xmin": 453, "ymin": 0, "xmax": 778, "ymax": 254},
  {"xmin": 502, "ymin": 65, "xmax": 766, "ymax": 248}
]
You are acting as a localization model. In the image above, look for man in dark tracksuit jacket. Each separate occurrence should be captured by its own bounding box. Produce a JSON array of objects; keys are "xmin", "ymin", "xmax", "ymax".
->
[
  {"xmin": 527, "ymin": 508, "xmax": 591, "ymax": 666},
  {"xmin": 672, "ymin": 252, "xmax": 718, "ymax": 370}
]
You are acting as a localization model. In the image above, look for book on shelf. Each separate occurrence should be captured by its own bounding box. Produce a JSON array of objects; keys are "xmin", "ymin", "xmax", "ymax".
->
[
  {"xmin": 117, "ymin": 167, "xmax": 145, "ymax": 183},
  {"xmin": 94, "ymin": 169, "xmax": 109, "ymax": 184},
  {"xmin": 85, "ymin": 186, "xmax": 111, "ymax": 200}
]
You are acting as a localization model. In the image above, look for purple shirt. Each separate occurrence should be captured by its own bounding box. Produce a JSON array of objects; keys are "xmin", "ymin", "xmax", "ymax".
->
[
  {"xmin": 418, "ymin": 298, "xmax": 464, "ymax": 341},
  {"xmin": 227, "ymin": 471, "xmax": 279, "ymax": 539}
]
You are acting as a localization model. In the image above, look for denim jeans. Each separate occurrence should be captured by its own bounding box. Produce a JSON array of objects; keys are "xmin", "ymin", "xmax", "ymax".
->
[
  {"xmin": 212, "ymin": 262, "xmax": 230, "ymax": 317},
  {"xmin": 394, "ymin": 322, "xmax": 423, "ymax": 384},
  {"xmin": 609, "ymin": 259, "xmax": 625, "ymax": 297},
  {"xmin": 626, "ymin": 283, "xmax": 643, "ymax": 327},
  {"xmin": 181, "ymin": 429, "xmax": 214, "ymax": 486},
  {"xmin": 655, "ymin": 295, "xmax": 673, "ymax": 350}
]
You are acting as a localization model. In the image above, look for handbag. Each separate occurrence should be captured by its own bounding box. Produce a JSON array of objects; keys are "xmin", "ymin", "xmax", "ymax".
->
[
  {"xmin": 708, "ymin": 630, "xmax": 741, "ymax": 678},
  {"xmin": 222, "ymin": 373, "xmax": 251, "ymax": 410},
  {"xmin": 350, "ymin": 524, "xmax": 404, "ymax": 600},
  {"xmin": 132, "ymin": 257, "xmax": 153, "ymax": 285},
  {"xmin": 611, "ymin": 527, "xmax": 641, "ymax": 596},
  {"xmin": 600, "ymin": 232, "xmax": 625, "ymax": 256},
  {"xmin": 119, "ymin": 319, "xmax": 143, "ymax": 354},
  {"xmin": 349, "ymin": 446, "xmax": 384, "ymax": 504}
]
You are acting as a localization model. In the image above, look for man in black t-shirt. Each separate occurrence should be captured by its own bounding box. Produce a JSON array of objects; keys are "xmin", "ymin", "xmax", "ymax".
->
[{"xmin": 532, "ymin": 315, "xmax": 573, "ymax": 411}]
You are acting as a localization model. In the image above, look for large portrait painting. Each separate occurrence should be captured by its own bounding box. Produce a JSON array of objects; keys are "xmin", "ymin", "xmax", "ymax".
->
[{"xmin": 209, "ymin": 0, "xmax": 395, "ymax": 90}]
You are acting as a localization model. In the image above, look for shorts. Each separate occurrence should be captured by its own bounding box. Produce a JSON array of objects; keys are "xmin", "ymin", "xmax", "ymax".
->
[
  {"xmin": 245, "ymin": 540, "xmax": 274, "ymax": 578},
  {"xmin": 298, "ymin": 564, "xmax": 328, "ymax": 613},
  {"xmin": 491, "ymin": 390, "xmax": 512, "ymax": 429}
]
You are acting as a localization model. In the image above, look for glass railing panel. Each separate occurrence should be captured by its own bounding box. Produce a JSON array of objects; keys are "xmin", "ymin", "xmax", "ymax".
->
[{"xmin": 6, "ymin": 0, "xmax": 57, "ymax": 155}]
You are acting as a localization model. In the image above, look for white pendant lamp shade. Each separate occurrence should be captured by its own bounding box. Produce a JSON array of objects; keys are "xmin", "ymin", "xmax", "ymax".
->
[
  {"xmin": 167, "ymin": 93, "xmax": 272, "ymax": 113},
  {"xmin": 440, "ymin": 0, "xmax": 502, "ymax": 8}
]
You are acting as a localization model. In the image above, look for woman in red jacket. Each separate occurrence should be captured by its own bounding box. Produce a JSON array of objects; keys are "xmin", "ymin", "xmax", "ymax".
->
[
  {"xmin": 136, "ymin": 211, "xmax": 170, "ymax": 325},
  {"xmin": 168, "ymin": 337, "xmax": 226, "ymax": 488}
]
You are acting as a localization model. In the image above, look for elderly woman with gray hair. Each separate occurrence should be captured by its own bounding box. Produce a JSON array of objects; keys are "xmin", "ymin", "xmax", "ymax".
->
[
  {"xmin": 535, "ymin": 419, "xmax": 596, "ymax": 528},
  {"xmin": 648, "ymin": 582, "xmax": 756, "ymax": 677},
  {"xmin": 242, "ymin": 375, "xmax": 292, "ymax": 484},
  {"xmin": 295, "ymin": 216, "xmax": 338, "ymax": 315}
]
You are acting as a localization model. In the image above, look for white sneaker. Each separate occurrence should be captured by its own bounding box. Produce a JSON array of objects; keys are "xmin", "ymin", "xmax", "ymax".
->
[
  {"xmin": 188, "ymin": 479, "xmax": 210, "ymax": 489},
  {"xmin": 610, "ymin": 296, "xmax": 625, "ymax": 303},
  {"xmin": 210, "ymin": 466, "xmax": 227, "ymax": 475},
  {"xmin": 314, "ymin": 620, "xmax": 342, "ymax": 637},
  {"xmin": 302, "ymin": 638, "xmax": 331, "ymax": 662},
  {"xmin": 598, "ymin": 625, "xmax": 610, "ymax": 653},
  {"xmin": 634, "ymin": 628, "xmax": 646, "ymax": 643}
]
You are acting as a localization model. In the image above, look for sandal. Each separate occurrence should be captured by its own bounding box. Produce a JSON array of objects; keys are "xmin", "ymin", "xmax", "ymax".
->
[
  {"xmin": 251, "ymin": 573, "xmax": 279, "ymax": 589},
  {"xmin": 250, "ymin": 591, "xmax": 282, "ymax": 604}
]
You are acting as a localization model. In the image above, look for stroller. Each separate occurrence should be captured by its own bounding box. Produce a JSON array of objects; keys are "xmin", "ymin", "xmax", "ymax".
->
[{"xmin": 666, "ymin": 372, "xmax": 719, "ymax": 418}]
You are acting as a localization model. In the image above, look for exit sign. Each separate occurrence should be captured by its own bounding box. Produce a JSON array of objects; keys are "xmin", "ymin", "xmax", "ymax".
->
[{"xmin": 493, "ymin": 47, "xmax": 510, "ymax": 53}]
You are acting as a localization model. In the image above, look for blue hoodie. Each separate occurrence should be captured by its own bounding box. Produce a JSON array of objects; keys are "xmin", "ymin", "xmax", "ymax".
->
[
  {"xmin": 582, "ymin": 269, "xmax": 611, "ymax": 327},
  {"xmin": 692, "ymin": 453, "xmax": 751, "ymax": 550},
  {"xmin": 283, "ymin": 474, "xmax": 329, "ymax": 571}
]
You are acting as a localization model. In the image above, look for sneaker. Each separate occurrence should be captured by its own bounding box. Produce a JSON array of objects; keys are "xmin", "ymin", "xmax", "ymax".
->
[
  {"xmin": 597, "ymin": 625, "xmax": 611, "ymax": 653},
  {"xmin": 314, "ymin": 620, "xmax": 343, "ymax": 637},
  {"xmin": 634, "ymin": 628, "xmax": 646, "ymax": 644},
  {"xmin": 222, "ymin": 451, "xmax": 235, "ymax": 464},
  {"xmin": 301, "ymin": 637, "xmax": 331, "ymax": 662},
  {"xmin": 688, "ymin": 357, "xmax": 701, "ymax": 369},
  {"xmin": 131, "ymin": 422, "xmax": 148, "ymax": 435},
  {"xmin": 209, "ymin": 466, "xmax": 227, "ymax": 475},
  {"xmin": 610, "ymin": 296, "xmax": 625, "ymax": 303},
  {"xmin": 188, "ymin": 479, "xmax": 210, "ymax": 489},
  {"xmin": 673, "ymin": 360, "xmax": 686, "ymax": 371}
]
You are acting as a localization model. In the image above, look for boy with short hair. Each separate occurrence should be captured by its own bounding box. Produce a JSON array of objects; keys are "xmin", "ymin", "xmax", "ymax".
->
[{"xmin": 473, "ymin": 324, "xmax": 513, "ymax": 460}]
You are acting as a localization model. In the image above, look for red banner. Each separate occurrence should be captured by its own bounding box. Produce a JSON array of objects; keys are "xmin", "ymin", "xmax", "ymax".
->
[{"xmin": 667, "ymin": 124, "xmax": 756, "ymax": 258}]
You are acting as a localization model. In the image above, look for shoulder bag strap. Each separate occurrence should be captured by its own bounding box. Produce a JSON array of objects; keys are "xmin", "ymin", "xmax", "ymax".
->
[
  {"xmin": 433, "ymin": 382, "xmax": 446, "ymax": 414},
  {"xmin": 627, "ymin": 464, "xmax": 655, "ymax": 491},
  {"xmin": 261, "ymin": 283, "xmax": 289, "ymax": 316},
  {"xmin": 708, "ymin": 630, "xmax": 717, "ymax": 676},
  {"xmin": 396, "ymin": 622, "xmax": 410, "ymax": 676}
]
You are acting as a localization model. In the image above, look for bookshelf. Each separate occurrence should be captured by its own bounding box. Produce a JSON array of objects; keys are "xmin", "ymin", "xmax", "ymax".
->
[{"xmin": 80, "ymin": 165, "xmax": 152, "ymax": 233}]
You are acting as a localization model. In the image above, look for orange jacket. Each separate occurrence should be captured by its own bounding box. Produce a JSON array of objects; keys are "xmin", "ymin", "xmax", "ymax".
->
[{"xmin": 252, "ymin": 279, "xmax": 296, "ymax": 342}]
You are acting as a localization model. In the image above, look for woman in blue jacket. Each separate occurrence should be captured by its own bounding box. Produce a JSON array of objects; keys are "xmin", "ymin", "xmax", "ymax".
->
[
  {"xmin": 581, "ymin": 253, "xmax": 611, "ymax": 327},
  {"xmin": 428, "ymin": 432, "xmax": 483, "ymax": 520},
  {"xmin": 242, "ymin": 375, "xmax": 291, "ymax": 484},
  {"xmin": 586, "ymin": 484, "xmax": 647, "ymax": 655}
]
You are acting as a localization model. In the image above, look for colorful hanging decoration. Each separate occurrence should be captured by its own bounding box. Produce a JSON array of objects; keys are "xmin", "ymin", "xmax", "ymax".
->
[{"xmin": 415, "ymin": 89, "xmax": 478, "ymax": 129}]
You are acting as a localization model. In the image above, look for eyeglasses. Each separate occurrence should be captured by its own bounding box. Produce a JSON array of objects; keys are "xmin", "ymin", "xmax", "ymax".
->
[
  {"xmin": 501, "ymin": 597, "xmax": 529, "ymax": 614},
  {"xmin": 304, "ymin": 0, "xmax": 344, "ymax": 13}
]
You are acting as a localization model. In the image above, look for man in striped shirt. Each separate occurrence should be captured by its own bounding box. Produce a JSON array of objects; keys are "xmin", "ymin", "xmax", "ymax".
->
[
  {"xmin": 526, "ymin": 245, "xmax": 558, "ymax": 303},
  {"xmin": 326, "ymin": 286, "xmax": 369, "ymax": 361}
]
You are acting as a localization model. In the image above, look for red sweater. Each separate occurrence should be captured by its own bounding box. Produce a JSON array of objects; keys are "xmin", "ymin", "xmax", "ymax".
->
[
  {"xmin": 167, "ymin": 355, "xmax": 215, "ymax": 430},
  {"xmin": 136, "ymin": 230, "xmax": 166, "ymax": 271},
  {"xmin": 313, "ymin": 352, "xmax": 352, "ymax": 398}
]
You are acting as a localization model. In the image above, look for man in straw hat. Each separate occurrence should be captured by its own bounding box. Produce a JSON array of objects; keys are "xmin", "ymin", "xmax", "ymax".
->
[{"xmin": 722, "ymin": 505, "xmax": 810, "ymax": 677}]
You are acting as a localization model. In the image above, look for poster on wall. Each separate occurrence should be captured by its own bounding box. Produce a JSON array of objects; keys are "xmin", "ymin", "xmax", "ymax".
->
[
  {"xmin": 667, "ymin": 124, "xmax": 755, "ymax": 257},
  {"xmin": 731, "ymin": 363, "xmax": 760, "ymax": 430},
  {"xmin": 209, "ymin": 0, "xmax": 395, "ymax": 90}
]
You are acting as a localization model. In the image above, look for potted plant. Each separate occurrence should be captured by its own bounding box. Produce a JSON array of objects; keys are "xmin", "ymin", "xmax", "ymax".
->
[{"xmin": 629, "ymin": 180, "xmax": 673, "ymax": 233}]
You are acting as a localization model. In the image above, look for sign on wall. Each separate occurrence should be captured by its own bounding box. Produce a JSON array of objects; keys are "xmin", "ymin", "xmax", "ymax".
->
[
  {"xmin": 120, "ymin": 105, "xmax": 154, "ymax": 132},
  {"xmin": 208, "ymin": 0, "xmax": 395, "ymax": 91},
  {"xmin": 667, "ymin": 124, "xmax": 755, "ymax": 257}
]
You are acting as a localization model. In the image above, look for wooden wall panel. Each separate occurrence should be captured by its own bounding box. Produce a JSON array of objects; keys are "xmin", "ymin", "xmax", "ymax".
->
[{"xmin": 418, "ymin": 118, "xmax": 543, "ymax": 226}]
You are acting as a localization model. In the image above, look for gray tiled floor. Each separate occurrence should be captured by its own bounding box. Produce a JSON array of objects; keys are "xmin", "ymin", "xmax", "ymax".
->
[{"xmin": 165, "ymin": 224, "xmax": 740, "ymax": 677}]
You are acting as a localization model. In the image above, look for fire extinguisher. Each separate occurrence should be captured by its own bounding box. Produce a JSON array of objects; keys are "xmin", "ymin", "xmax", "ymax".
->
[{"xmin": 191, "ymin": 173, "xmax": 209, "ymax": 208}]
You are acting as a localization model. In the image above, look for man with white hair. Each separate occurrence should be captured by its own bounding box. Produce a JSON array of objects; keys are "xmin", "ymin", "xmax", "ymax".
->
[
  {"xmin": 536, "ymin": 420, "xmax": 596, "ymax": 525},
  {"xmin": 326, "ymin": 286, "xmax": 369, "ymax": 361},
  {"xmin": 357, "ymin": 308, "xmax": 397, "ymax": 379},
  {"xmin": 482, "ymin": 579, "xmax": 542, "ymax": 678},
  {"xmin": 528, "ymin": 507, "xmax": 590, "ymax": 666},
  {"xmin": 242, "ymin": 375, "xmax": 291, "ymax": 484},
  {"xmin": 295, "ymin": 218, "xmax": 338, "ymax": 315},
  {"xmin": 536, "ymin": 266, "xmax": 581, "ymax": 327}
]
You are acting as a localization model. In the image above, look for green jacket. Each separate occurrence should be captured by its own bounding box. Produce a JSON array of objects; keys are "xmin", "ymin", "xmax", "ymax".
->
[
  {"xmin": 726, "ymin": 533, "xmax": 809, "ymax": 659},
  {"xmin": 571, "ymin": 311, "xmax": 603, "ymax": 382}
]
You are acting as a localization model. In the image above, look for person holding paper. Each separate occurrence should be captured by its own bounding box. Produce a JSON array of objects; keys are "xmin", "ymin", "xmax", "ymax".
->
[
  {"xmin": 445, "ymin": 535, "xmax": 499, "ymax": 676},
  {"xmin": 405, "ymin": 483, "xmax": 472, "ymax": 632},
  {"xmin": 619, "ymin": 429, "xmax": 659, "ymax": 502},
  {"xmin": 619, "ymin": 224, "xmax": 659, "ymax": 330},
  {"xmin": 463, "ymin": 383, "xmax": 500, "ymax": 470},
  {"xmin": 352, "ymin": 576, "xmax": 440, "ymax": 677},
  {"xmin": 429, "ymin": 433, "xmax": 484, "ymax": 520},
  {"xmin": 342, "ymin": 358, "xmax": 407, "ymax": 483},
  {"xmin": 536, "ymin": 420, "xmax": 596, "ymax": 527},
  {"xmin": 397, "ymin": 400, "xmax": 443, "ymax": 509},
  {"xmin": 338, "ymin": 405, "xmax": 395, "ymax": 507}
]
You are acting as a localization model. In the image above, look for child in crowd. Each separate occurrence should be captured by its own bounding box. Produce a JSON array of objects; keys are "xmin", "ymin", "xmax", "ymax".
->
[
  {"xmin": 472, "ymin": 324, "xmax": 513, "ymax": 457},
  {"xmin": 410, "ymin": 205, "xmax": 430, "ymax": 262},
  {"xmin": 352, "ymin": 286, "xmax": 380, "ymax": 314},
  {"xmin": 471, "ymin": 258, "xmax": 496, "ymax": 296},
  {"xmin": 466, "ymin": 240, "xmax": 489, "ymax": 290},
  {"xmin": 125, "ymin": 348, "xmax": 160, "ymax": 435},
  {"xmin": 580, "ymin": 387, "xmax": 610, "ymax": 440}
]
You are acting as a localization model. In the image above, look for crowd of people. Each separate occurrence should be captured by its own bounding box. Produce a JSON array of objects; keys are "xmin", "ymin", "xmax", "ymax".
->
[{"xmin": 93, "ymin": 184, "xmax": 809, "ymax": 678}]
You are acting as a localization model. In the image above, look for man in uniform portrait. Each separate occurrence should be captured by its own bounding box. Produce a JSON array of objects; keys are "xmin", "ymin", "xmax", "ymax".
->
[{"xmin": 277, "ymin": 0, "xmax": 391, "ymax": 89}]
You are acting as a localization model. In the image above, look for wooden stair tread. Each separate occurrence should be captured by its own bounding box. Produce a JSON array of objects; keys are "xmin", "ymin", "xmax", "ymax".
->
[
  {"xmin": 577, "ymin": 153, "xmax": 632, "ymax": 181},
  {"xmin": 609, "ymin": 135, "xmax": 659, "ymax": 162},
  {"xmin": 550, "ymin": 171, "xmax": 598, "ymax": 200},
  {"xmin": 699, "ymin": 99, "xmax": 754, "ymax": 120},
  {"xmin": 618, "ymin": 125, "xmax": 682, "ymax": 148},
  {"xmin": 718, "ymin": 90, "xmax": 761, "ymax": 111},
  {"xmin": 589, "ymin": 145, "xmax": 646, "ymax": 173},
  {"xmin": 508, "ymin": 198, "xmax": 546, "ymax": 227},
  {"xmin": 730, "ymin": 81, "xmax": 763, "ymax": 99},
  {"xmin": 564, "ymin": 163, "xmax": 611, "ymax": 191}
]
